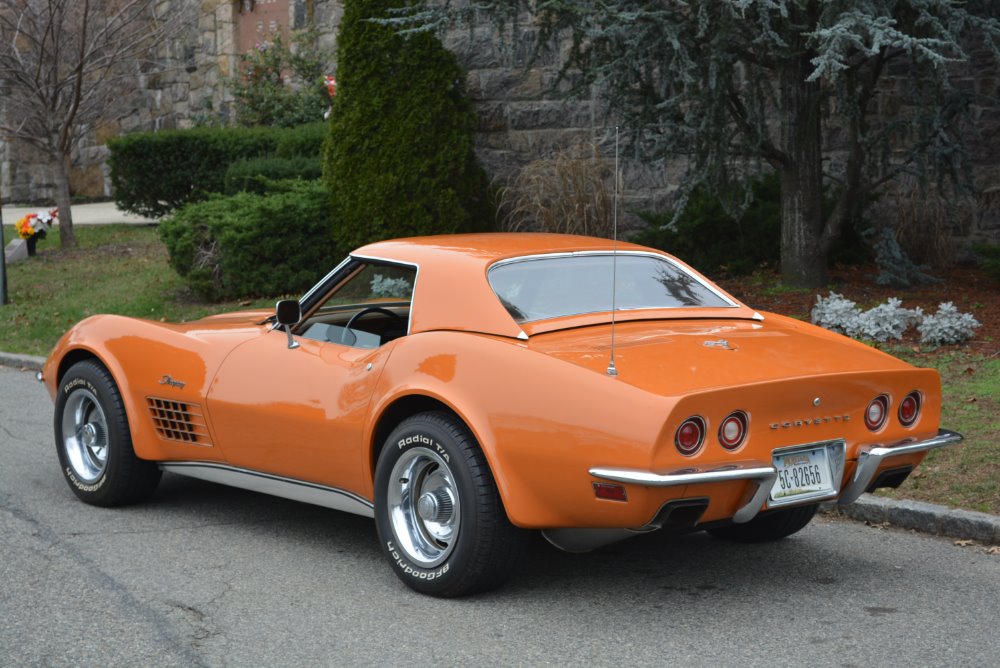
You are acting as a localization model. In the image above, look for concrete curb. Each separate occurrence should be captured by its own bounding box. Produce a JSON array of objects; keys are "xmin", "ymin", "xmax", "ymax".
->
[
  {"xmin": 0, "ymin": 351, "xmax": 45, "ymax": 372},
  {"xmin": 1, "ymin": 349, "xmax": 997, "ymax": 544},
  {"xmin": 823, "ymin": 495, "xmax": 1000, "ymax": 545}
]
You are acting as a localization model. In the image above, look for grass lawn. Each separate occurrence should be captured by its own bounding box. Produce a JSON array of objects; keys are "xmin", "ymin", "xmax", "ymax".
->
[
  {"xmin": 876, "ymin": 349, "xmax": 1000, "ymax": 515},
  {"xmin": 1, "ymin": 224, "xmax": 278, "ymax": 356},
  {"xmin": 2, "ymin": 225, "xmax": 997, "ymax": 514}
]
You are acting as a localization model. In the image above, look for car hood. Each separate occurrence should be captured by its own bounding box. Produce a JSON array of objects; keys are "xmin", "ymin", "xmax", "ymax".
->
[
  {"xmin": 195, "ymin": 309, "xmax": 273, "ymax": 326},
  {"xmin": 524, "ymin": 313, "xmax": 912, "ymax": 397}
]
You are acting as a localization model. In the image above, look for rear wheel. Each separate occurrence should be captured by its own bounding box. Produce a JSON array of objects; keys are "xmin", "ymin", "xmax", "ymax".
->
[
  {"xmin": 54, "ymin": 360, "xmax": 161, "ymax": 506},
  {"xmin": 374, "ymin": 411, "xmax": 526, "ymax": 597},
  {"xmin": 708, "ymin": 504, "xmax": 818, "ymax": 543}
]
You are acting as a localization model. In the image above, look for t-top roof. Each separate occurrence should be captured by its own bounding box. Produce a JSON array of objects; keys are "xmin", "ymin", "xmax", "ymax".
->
[{"xmin": 352, "ymin": 234, "xmax": 751, "ymax": 338}]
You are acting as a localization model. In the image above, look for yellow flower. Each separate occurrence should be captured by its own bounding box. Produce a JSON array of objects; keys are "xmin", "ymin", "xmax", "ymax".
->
[{"xmin": 16, "ymin": 214, "xmax": 38, "ymax": 239}]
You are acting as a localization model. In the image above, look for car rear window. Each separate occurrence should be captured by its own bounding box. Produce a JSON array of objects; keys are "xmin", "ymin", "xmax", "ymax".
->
[{"xmin": 487, "ymin": 253, "xmax": 733, "ymax": 323}]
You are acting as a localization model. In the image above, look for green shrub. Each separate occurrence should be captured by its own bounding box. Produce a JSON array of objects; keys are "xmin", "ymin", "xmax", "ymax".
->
[
  {"xmin": 632, "ymin": 175, "xmax": 782, "ymax": 276},
  {"xmin": 324, "ymin": 0, "xmax": 492, "ymax": 250},
  {"xmin": 974, "ymin": 243, "xmax": 1000, "ymax": 283},
  {"xmin": 109, "ymin": 125, "xmax": 328, "ymax": 217},
  {"xmin": 159, "ymin": 180, "xmax": 338, "ymax": 301},
  {"xmin": 224, "ymin": 157, "xmax": 323, "ymax": 195},
  {"xmin": 275, "ymin": 122, "xmax": 328, "ymax": 159},
  {"xmin": 229, "ymin": 31, "xmax": 331, "ymax": 128}
]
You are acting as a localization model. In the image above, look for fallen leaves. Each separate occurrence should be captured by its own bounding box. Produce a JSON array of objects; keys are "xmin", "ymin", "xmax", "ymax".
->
[{"xmin": 953, "ymin": 541, "xmax": 1000, "ymax": 556}]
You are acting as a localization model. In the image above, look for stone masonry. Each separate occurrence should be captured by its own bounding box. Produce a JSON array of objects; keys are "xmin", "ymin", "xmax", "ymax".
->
[{"xmin": 1, "ymin": 2, "xmax": 997, "ymax": 243}]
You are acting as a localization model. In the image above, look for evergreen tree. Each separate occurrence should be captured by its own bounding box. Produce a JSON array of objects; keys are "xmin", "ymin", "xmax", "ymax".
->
[
  {"xmin": 412, "ymin": 1, "xmax": 1000, "ymax": 287},
  {"xmin": 325, "ymin": 0, "xmax": 491, "ymax": 251}
]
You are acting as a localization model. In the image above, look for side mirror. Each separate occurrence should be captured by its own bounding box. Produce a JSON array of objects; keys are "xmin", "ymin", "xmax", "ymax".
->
[
  {"xmin": 276, "ymin": 299, "xmax": 301, "ymax": 326},
  {"xmin": 275, "ymin": 300, "xmax": 301, "ymax": 349}
]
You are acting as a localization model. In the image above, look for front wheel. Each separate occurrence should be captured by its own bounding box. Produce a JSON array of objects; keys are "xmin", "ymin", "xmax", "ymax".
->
[
  {"xmin": 374, "ymin": 411, "xmax": 526, "ymax": 597},
  {"xmin": 54, "ymin": 360, "xmax": 161, "ymax": 506},
  {"xmin": 707, "ymin": 503, "xmax": 818, "ymax": 543}
]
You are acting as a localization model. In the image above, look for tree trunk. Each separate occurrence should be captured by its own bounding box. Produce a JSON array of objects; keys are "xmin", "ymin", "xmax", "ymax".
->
[
  {"xmin": 53, "ymin": 156, "xmax": 77, "ymax": 249},
  {"xmin": 778, "ymin": 18, "xmax": 826, "ymax": 288}
]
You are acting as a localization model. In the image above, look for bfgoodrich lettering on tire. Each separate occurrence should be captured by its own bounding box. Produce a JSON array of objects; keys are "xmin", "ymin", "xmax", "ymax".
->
[
  {"xmin": 54, "ymin": 360, "xmax": 161, "ymax": 506},
  {"xmin": 374, "ymin": 411, "xmax": 527, "ymax": 597}
]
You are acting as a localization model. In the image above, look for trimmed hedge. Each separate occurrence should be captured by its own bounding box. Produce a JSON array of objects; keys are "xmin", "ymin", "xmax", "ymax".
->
[
  {"xmin": 275, "ymin": 122, "xmax": 327, "ymax": 159},
  {"xmin": 324, "ymin": 0, "xmax": 492, "ymax": 250},
  {"xmin": 224, "ymin": 156, "xmax": 323, "ymax": 195},
  {"xmin": 159, "ymin": 180, "xmax": 338, "ymax": 301},
  {"xmin": 109, "ymin": 123, "xmax": 328, "ymax": 217}
]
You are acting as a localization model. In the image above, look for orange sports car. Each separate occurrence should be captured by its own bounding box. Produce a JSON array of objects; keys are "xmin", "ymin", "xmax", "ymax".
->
[{"xmin": 41, "ymin": 234, "xmax": 962, "ymax": 596}]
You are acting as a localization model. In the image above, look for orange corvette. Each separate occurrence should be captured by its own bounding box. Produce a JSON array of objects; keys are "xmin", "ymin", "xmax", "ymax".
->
[{"xmin": 41, "ymin": 234, "xmax": 961, "ymax": 596}]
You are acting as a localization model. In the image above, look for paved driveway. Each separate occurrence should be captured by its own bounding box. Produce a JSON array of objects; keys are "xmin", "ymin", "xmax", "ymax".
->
[{"xmin": 2, "ymin": 366, "xmax": 998, "ymax": 666}]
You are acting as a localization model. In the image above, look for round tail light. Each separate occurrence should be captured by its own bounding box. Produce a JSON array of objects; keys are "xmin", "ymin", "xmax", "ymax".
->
[
  {"xmin": 718, "ymin": 411, "xmax": 749, "ymax": 450},
  {"xmin": 865, "ymin": 395, "xmax": 890, "ymax": 431},
  {"xmin": 898, "ymin": 391, "xmax": 921, "ymax": 426},
  {"xmin": 675, "ymin": 416, "xmax": 706, "ymax": 455}
]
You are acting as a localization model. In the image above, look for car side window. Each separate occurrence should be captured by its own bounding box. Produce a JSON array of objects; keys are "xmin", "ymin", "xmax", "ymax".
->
[{"xmin": 299, "ymin": 262, "xmax": 416, "ymax": 348}]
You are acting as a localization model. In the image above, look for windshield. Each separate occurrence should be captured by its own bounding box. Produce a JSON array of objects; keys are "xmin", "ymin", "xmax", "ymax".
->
[{"xmin": 488, "ymin": 253, "xmax": 734, "ymax": 323}]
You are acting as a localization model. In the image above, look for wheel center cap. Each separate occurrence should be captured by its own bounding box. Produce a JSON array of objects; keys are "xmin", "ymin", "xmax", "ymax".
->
[
  {"xmin": 417, "ymin": 489, "xmax": 453, "ymax": 523},
  {"xmin": 81, "ymin": 423, "xmax": 97, "ymax": 448}
]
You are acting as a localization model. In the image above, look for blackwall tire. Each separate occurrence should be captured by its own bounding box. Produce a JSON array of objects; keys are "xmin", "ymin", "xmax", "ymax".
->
[
  {"xmin": 374, "ymin": 411, "xmax": 526, "ymax": 597},
  {"xmin": 708, "ymin": 503, "xmax": 818, "ymax": 543},
  {"xmin": 54, "ymin": 360, "xmax": 161, "ymax": 506}
]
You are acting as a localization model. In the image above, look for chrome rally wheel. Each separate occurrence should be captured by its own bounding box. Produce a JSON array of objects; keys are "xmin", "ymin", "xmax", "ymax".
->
[
  {"xmin": 386, "ymin": 446, "xmax": 461, "ymax": 568},
  {"xmin": 374, "ymin": 411, "xmax": 526, "ymax": 597},
  {"xmin": 54, "ymin": 360, "xmax": 161, "ymax": 506},
  {"xmin": 61, "ymin": 387, "xmax": 110, "ymax": 483}
]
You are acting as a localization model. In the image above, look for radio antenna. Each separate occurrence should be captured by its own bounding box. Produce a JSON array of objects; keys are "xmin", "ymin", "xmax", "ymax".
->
[{"xmin": 607, "ymin": 126, "xmax": 620, "ymax": 377}]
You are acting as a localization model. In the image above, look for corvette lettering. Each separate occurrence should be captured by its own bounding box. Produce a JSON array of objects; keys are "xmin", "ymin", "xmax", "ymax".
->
[{"xmin": 770, "ymin": 415, "xmax": 851, "ymax": 429}]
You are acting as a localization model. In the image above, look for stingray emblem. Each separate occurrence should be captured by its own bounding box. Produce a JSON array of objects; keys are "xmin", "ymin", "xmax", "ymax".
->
[
  {"xmin": 159, "ymin": 375, "xmax": 186, "ymax": 390},
  {"xmin": 703, "ymin": 339, "xmax": 736, "ymax": 351}
]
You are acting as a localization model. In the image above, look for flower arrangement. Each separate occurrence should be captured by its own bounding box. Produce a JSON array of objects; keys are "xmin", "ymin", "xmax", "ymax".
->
[
  {"xmin": 15, "ymin": 208, "xmax": 57, "ymax": 240},
  {"xmin": 14, "ymin": 208, "xmax": 58, "ymax": 256}
]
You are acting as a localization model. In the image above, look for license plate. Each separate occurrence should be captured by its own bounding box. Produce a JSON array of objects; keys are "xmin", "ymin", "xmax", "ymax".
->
[{"xmin": 770, "ymin": 446, "xmax": 834, "ymax": 501}]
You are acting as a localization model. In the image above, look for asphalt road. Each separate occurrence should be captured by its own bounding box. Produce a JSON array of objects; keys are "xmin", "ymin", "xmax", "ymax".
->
[{"xmin": 2, "ymin": 366, "xmax": 999, "ymax": 667}]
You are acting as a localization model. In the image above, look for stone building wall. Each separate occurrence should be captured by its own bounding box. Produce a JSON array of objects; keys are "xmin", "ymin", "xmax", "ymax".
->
[
  {"xmin": 1, "ymin": 0, "xmax": 337, "ymax": 204},
  {"xmin": 0, "ymin": 2, "xmax": 997, "ymax": 244}
]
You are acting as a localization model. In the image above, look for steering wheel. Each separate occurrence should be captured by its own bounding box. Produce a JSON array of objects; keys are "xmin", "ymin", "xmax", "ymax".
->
[{"xmin": 340, "ymin": 306, "xmax": 406, "ymax": 345}]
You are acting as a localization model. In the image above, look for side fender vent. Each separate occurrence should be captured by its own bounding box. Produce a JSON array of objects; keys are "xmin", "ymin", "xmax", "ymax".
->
[{"xmin": 147, "ymin": 397, "xmax": 213, "ymax": 446}]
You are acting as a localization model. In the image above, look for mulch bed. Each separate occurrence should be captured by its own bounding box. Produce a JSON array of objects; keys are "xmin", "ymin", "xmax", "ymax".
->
[{"xmin": 717, "ymin": 265, "xmax": 1000, "ymax": 357}]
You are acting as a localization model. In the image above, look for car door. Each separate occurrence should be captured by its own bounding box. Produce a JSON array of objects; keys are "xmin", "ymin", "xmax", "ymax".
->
[{"xmin": 205, "ymin": 260, "xmax": 417, "ymax": 494}]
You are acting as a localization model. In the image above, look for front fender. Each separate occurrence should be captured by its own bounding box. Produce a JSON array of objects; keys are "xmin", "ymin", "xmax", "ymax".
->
[{"xmin": 44, "ymin": 315, "xmax": 256, "ymax": 463}]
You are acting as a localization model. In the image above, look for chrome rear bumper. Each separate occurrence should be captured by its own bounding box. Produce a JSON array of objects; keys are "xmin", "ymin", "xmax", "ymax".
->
[
  {"xmin": 837, "ymin": 428, "xmax": 963, "ymax": 505},
  {"xmin": 589, "ymin": 428, "xmax": 963, "ymax": 524},
  {"xmin": 589, "ymin": 462, "xmax": 777, "ymax": 524}
]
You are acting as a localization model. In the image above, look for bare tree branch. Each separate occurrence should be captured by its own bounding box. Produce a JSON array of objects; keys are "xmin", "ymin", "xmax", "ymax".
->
[{"xmin": 0, "ymin": 0, "xmax": 194, "ymax": 247}]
